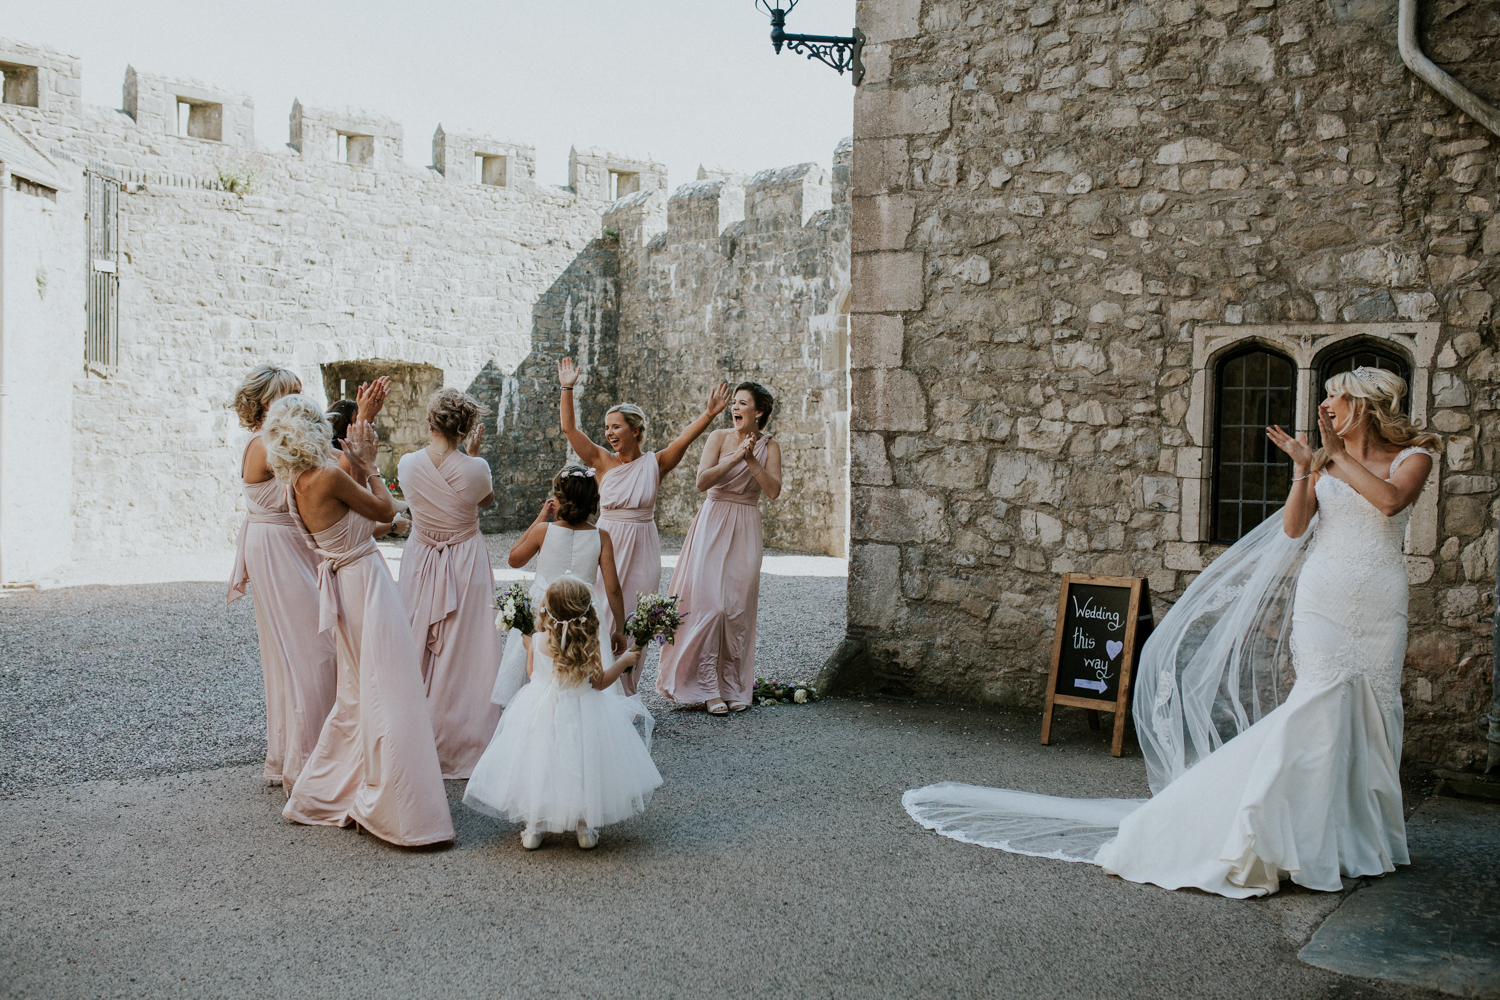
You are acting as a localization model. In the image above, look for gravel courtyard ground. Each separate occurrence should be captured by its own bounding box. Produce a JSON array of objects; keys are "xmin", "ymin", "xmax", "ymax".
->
[{"xmin": 0, "ymin": 539, "xmax": 1444, "ymax": 1000}]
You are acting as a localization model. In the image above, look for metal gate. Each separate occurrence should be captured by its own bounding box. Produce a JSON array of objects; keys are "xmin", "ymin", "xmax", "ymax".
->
[{"xmin": 84, "ymin": 170, "xmax": 119, "ymax": 373}]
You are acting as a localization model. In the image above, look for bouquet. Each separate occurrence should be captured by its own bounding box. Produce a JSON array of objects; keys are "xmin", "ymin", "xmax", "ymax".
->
[
  {"xmin": 493, "ymin": 580, "xmax": 535, "ymax": 635},
  {"xmin": 624, "ymin": 593, "xmax": 685, "ymax": 649},
  {"xmin": 753, "ymin": 680, "xmax": 819, "ymax": 706}
]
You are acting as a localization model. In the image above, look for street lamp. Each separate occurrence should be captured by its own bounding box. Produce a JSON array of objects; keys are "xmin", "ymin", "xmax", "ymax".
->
[{"xmin": 756, "ymin": 0, "xmax": 866, "ymax": 85}]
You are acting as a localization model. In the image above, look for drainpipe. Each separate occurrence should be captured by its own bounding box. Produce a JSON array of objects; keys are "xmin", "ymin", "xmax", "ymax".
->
[
  {"xmin": 1491, "ymin": 534, "xmax": 1500, "ymax": 772},
  {"xmin": 1398, "ymin": 0, "xmax": 1500, "ymax": 139}
]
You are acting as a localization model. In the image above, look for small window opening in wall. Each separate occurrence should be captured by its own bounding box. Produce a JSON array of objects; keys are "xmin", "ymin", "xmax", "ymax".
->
[
  {"xmin": 609, "ymin": 170, "xmax": 639, "ymax": 201},
  {"xmin": 476, "ymin": 153, "xmax": 507, "ymax": 187},
  {"xmin": 1212, "ymin": 348, "xmax": 1296, "ymax": 543},
  {"xmin": 0, "ymin": 61, "xmax": 40, "ymax": 108},
  {"xmin": 13, "ymin": 175, "xmax": 57, "ymax": 201},
  {"xmin": 175, "ymin": 98, "xmax": 223, "ymax": 141},
  {"xmin": 338, "ymin": 132, "xmax": 375, "ymax": 166}
]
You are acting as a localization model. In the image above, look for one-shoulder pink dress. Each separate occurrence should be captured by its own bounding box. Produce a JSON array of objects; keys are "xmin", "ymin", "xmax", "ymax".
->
[
  {"xmin": 656, "ymin": 436, "xmax": 770, "ymax": 706},
  {"xmin": 596, "ymin": 452, "xmax": 664, "ymax": 697},
  {"xmin": 282, "ymin": 476, "xmax": 454, "ymax": 847},
  {"xmin": 227, "ymin": 432, "xmax": 337, "ymax": 791},
  {"xmin": 396, "ymin": 449, "xmax": 502, "ymax": 779}
]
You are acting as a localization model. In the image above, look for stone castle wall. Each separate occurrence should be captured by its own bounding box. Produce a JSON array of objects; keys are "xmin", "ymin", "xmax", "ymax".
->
[
  {"xmin": 842, "ymin": 0, "xmax": 1498, "ymax": 767},
  {"xmin": 0, "ymin": 37, "xmax": 660, "ymax": 577}
]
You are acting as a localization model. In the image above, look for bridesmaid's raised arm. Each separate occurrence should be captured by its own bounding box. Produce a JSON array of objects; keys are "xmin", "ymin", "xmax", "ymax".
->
[
  {"xmin": 657, "ymin": 382, "xmax": 730, "ymax": 476},
  {"xmin": 557, "ymin": 358, "xmax": 609, "ymax": 468}
]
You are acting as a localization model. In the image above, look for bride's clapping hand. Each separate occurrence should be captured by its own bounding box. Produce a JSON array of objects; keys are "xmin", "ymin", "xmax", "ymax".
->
[
  {"xmin": 1266, "ymin": 423, "xmax": 1313, "ymax": 469},
  {"xmin": 1316, "ymin": 404, "xmax": 1347, "ymax": 461}
]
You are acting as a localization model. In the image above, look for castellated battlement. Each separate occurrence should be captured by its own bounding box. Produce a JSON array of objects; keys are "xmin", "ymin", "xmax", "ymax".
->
[
  {"xmin": 125, "ymin": 67, "xmax": 255, "ymax": 147},
  {"xmin": 289, "ymin": 100, "xmax": 404, "ymax": 167},
  {"xmin": 433, "ymin": 125, "xmax": 536, "ymax": 190},
  {"xmin": 0, "ymin": 38, "xmax": 81, "ymax": 116}
]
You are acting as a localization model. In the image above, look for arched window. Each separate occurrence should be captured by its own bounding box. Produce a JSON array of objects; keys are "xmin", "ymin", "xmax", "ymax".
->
[
  {"xmin": 1213, "ymin": 347, "xmax": 1297, "ymax": 543},
  {"xmin": 1315, "ymin": 340, "xmax": 1412, "ymax": 415}
]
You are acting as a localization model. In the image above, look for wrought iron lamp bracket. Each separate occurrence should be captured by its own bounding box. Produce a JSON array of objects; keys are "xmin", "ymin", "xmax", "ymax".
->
[{"xmin": 759, "ymin": 2, "xmax": 866, "ymax": 85}]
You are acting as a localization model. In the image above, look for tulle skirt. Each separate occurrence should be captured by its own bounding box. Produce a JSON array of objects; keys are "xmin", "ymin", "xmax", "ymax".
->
[{"xmin": 464, "ymin": 679, "xmax": 662, "ymax": 833}]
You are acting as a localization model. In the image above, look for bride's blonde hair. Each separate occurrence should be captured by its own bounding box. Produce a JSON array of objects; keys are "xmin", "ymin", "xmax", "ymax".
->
[
  {"xmin": 1310, "ymin": 367, "xmax": 1442, "ymax": 474},
  {"xmin": 540, "ymin": 578, "xmax": 602, "ymax": 687},
  {"xmin": 262, "ymin": 394, "xmax": 335, "ymax": 483}
]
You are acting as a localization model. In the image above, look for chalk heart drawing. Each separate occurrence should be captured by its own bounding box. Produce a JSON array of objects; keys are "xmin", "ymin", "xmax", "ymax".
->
[{"xmin": 1106, "ymin": 639, "xmax": 1124, "ymax": 660}]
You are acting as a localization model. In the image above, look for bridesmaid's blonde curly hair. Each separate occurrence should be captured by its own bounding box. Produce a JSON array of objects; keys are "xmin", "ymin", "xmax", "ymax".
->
[
  {"xmin": 1311, "ymin": 368, "xmax": 1442, "ymax": 474},
  {"xmin": 262, "ymin": 394, "xmax": 335, "ymax": 483},
  {"xmin": 233, "ymin": 364, "xmax": 300, "ymax": 429},
  {"xmin": 540, "ymin": 578, "xmax": 602, "ymax": 687},
  {"xmin": 427, "ymin": 388, "xmax": 490, "ymax": 441}
]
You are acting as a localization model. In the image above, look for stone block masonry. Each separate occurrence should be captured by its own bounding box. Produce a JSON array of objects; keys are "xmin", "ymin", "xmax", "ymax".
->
[
  {"xmin": 0, "ymin": 35, "xmax": 853, "ymax": 585},
  {"xmin": 843, "ymin": 0, "xmax": 1498, "ymax": 769},
  {"xmin": 0, "ymin": 36, "xmax": 658, "ymax": 578}
]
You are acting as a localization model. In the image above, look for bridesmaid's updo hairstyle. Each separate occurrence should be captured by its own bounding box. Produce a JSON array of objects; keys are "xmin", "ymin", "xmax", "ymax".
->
[
  {"xmin": 607, "ymin": 403, "xmax": 647, "ymax": 442},
  {"xmin": 1310, "ymin": 367, "xmax": 1442, "ymax": 474},
  {"xmin": 551, "ymin": 464, "xmax": 600, "ymax": 524},
  {"xmin": 427, "ymin": 388, "xmax": 490, "ymax": 443},
  {"xmin": 326, "ymin": 399, "xmax": 357, "ymax": 449},
  {"xmin": 734, "ymin": 380, "xmax": 775, "ymax": 430},
  {"xmin": 540, "ymin": 578, "xmax": 603, "ymax": 687},
  {"xmin": 262, "ymin": 394, "xmax": 334, "ymax": 483},
  {"xmin": 234, "ymin": 364, "xmax": 301, "ymax": 430}
]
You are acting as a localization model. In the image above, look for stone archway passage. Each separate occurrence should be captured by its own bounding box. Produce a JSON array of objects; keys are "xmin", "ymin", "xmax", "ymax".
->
[{"xmin": 321, "ymin": 361, "xmax": 444, "ymax": 483}]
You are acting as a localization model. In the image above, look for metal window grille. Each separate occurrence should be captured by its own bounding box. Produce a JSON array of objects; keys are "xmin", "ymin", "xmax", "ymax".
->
[
  {"xmin": 84, "ymin": 170, "xmax": 119, "ymax": 373},
  {"xmin": 1213, "ymin": 349, "xmax": 1297, "ymax": 543},
  {"xmin": 1317, "ymin": 344, "xmax": 1411, "ymax": 414}
]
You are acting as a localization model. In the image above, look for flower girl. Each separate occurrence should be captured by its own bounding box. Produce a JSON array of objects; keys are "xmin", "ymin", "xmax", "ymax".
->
[{"xmin": 464, "ymin": 577, "xmax": 662, "ymax": 849}]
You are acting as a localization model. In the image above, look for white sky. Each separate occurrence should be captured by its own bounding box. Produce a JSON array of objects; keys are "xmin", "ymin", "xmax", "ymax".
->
[{"xmin": 8, "ymin": 0, "xmax": 856, "ymax": 191}]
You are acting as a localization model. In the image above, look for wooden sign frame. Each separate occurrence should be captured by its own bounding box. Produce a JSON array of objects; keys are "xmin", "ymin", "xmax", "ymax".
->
[{"xmin": 1040, "ymin": 573, "xmax": 1153, "ymax": 757}]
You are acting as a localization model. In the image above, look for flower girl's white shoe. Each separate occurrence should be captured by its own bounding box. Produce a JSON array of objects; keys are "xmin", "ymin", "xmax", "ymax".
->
[
  {"xmin": 576, "ymin": 824, "xmax": 599, "ymax": 850},
  {"xmin": 521, "ymin": 825, "xmax": 543, "ymax": 850}
]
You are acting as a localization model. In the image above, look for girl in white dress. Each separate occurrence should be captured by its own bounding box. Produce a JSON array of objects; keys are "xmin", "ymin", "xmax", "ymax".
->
[
  {"xmin": 905, "ymin": 367, "xmax": 1440, "ymax": 898},
  {"xmin": 490, "ymin": 465, "xmax": 628, "ymax": 704},
  {"xmin": 464, "ymin": 577, "xmax": 662, "ymax": 849}
]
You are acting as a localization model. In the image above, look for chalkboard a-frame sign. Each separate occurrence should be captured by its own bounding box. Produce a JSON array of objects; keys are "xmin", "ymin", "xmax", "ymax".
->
[{"xmin": 1041, "ymin": 574, "xmax": 1153, "ymax": 757}]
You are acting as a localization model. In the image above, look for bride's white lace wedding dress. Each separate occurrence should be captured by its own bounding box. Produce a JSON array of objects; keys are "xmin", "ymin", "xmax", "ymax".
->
[{"xmin": 905, "ymin": 447, "xmax": 1434, "ymax": 898}]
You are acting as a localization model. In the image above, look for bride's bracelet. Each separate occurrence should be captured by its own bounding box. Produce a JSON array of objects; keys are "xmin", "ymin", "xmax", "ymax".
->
[{"xmin": 1291, "ymin": 472, "xmax": 1310, "ymax": 482}]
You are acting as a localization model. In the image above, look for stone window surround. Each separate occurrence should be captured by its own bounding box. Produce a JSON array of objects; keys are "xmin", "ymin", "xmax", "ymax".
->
[{"xmin": 1181, "ymin": 322, "xmax": 1441, "ymax": 574}]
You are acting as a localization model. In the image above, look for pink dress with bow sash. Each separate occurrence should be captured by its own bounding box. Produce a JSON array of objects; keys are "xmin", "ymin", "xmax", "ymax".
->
[
  {"xmin": 226, "ymin": 432, "xmax": 337, "ymax": 791},
  {"xmin": 656, "ymin": 436, "xmax": 770, "ymax": 707},
  {"xmin": 281, "ymin": 473, "xmax": 454, "ymax": 847},
  {"xmin": 595, "ymin": 452, "xmax": 664, "ymax": 696},
  {"xmin": 396, "ymin": 448, "xmax": 502, "ymax": 779}
]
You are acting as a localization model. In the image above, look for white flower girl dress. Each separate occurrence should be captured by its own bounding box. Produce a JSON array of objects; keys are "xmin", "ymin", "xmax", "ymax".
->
[{"xmin": 463, "ymin": 639, "xmax": 663, "ymax": 833}]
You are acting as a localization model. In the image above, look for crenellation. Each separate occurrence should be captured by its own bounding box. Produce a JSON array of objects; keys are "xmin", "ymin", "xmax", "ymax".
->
[
  {"xmin": 0, "ymin": 38, "xmax": 81, "ymax": 115},
  {"xmin": 432, "ymin": 124, "xmax": 536, "ymax": 190},
  {"xmin": 289, "ymin": 100, "xmax": 404, "ymax": 167},
  {"xmin": 745, "ymin": 162, "xmax": 832, "ymax": 228},
  {"xmin": 666, "ymin": 177, "xmax": 745, "ymax": 241},
  {"xmin": 568, "ymin": 146, "xmax": 668, "ymax": 202},
  {"xmin": 124, "ymin": 66, "xmax": 254, "ymax": 147}
]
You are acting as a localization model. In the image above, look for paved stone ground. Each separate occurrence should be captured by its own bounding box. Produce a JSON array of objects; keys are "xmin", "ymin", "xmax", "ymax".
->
[{"xmin": 0, "ymin": 548, "xmax": 1446, "ymax": 1000}]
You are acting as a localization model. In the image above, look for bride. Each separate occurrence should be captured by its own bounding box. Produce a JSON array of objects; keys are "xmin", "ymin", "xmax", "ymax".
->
[{"xmin": 905, "ymin": 367, "xmax": 1441, "ymax": 897}]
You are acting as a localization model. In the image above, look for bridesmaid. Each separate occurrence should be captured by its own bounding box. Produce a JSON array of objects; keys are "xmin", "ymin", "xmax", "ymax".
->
[
  {"xmin": 656, "ymin": 382, "xmax": 783, "ymax": 714},
  {"xmin": 227, "ymin": 364, "xmax": 337, "ymax": 791},
  {"xmin": 557, "ymin": 358, "xmax": 729, "ymax": 695},
  {"xmin": 265, "ymin": 395, "xmax": 454, "ymax": 848},
  {"xmin": 396, "ymin": 388, "xmax": 501, "ymax": 779}
]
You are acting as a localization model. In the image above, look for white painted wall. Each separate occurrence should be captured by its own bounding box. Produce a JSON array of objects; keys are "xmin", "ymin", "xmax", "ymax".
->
[{"xmin": 0, "ymin": 165, "xmax": 83, "ymax": 585}]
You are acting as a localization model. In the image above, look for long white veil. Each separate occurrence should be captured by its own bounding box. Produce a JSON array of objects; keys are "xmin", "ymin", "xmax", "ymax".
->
[
  {"xmin": 905, "ymin": 510, "xmax": 1316, "ymax": 860},
  {"xmin": 1135, "ymin": 512, "xmax": 1315, "ymax": 793}
]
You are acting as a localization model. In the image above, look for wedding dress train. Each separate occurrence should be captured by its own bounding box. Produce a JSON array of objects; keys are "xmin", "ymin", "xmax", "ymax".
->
[{"xmin": 905, "ymin": 448, "xmax": 1432, "ymax": 897}]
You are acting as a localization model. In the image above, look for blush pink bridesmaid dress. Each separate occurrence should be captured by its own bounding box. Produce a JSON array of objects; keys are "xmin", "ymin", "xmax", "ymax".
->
[
  {"xmin": 282, "ymin": 475, "xmax": 454, "ymax": 847},
  {"xmin": 595, "ymin": 452, "xmax": 664, "ymax": 697},
  {"xmin": 227, "ymin": 432, "xmax": 337, "ymax": 791},
  {"xmin": 656, "ymin": 436, "xmax": 770, "ymax": 707},
  {"xmin": 396, "ymin": 449, "xmax": 502, "ymax": 779}
]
